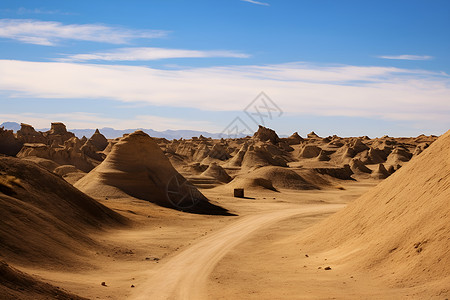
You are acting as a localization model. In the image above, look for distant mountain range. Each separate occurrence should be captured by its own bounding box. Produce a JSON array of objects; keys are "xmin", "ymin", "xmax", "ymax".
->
[{"xmin": 0, "ymin": 122, "xmax": 243, "ymax": 139}]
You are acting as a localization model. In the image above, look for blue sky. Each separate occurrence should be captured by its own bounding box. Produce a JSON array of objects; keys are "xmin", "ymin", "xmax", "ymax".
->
[{"xmin": 0, "ymin": 0, "xmax": 449, "ymax": 137}]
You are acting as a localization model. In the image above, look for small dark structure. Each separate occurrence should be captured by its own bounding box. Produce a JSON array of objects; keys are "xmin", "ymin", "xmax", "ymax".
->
[{"xmin": 234, "ymin": 188, "xmax": 244, "ymax": 198}]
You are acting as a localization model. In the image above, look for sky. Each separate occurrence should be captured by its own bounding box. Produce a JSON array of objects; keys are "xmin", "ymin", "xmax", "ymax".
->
[{"xmin": 0, "ymin": 0, "xmax": 449, "ymax": 137}]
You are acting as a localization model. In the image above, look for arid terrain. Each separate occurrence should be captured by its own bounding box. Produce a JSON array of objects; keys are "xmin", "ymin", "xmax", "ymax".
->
[{"xmin": 0, "ymin": 123, "xmax": 448, "ymax": 299}]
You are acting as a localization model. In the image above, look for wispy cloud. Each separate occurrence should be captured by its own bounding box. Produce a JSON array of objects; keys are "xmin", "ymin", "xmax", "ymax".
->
[
  {"xmin": 16, "ymin": 7, "xmax": 74, "ymax": 15},
  {"xmin": 378, "ymin": 55, "xmax": 433, "ymax": 61},
  {"xmin": 58, "ymin": 47, "xmax": 250, "ymax": 62},
  {"xmin": 0, "ymin": 60, "xmax": 448, "ymax": 125},
  {"xmin": 0, "ymin": 19, "xmax": 167, "ymax": 46},
  {"xmin": 0, "ymin": 112, "xmax": 216, "ymax": 131},
  {"xmin": 0, "ymin": 8, "xmax": 72, "ymax": 15},
  {"xmin": 241, "ymin": 0, "xmax": 270, "ymax": 6}
]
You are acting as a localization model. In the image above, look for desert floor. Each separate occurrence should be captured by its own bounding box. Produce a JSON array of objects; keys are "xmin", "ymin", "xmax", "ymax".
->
[{"xmin": 14, "ymin": 179, "xmax": 422, "ymax": 300}]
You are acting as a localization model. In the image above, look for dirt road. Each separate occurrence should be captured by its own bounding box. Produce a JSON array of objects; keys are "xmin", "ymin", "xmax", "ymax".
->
[{"xmin": 131, "ymin": 204, "xmax": 344, "ymax": 300}]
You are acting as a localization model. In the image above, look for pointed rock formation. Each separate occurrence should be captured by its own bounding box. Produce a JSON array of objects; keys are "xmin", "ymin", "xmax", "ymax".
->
[
  {"xmin": 349, "ymin": 158, "xmax": 372, "ymax": 174},
  {"xmin": 208, "ymin": 143, "xmax": 230, "ymax": 160},
  {"xmin": 88, "ymin": 129, "xmax": 108, "ymax": 151},
  {"xmin": 201, "ymin": 162, "xmax": 232, "ymax": 183},
  {"xmin": 371, "ymin": 163, "xmax": 390, "ymax": 179},
  {"xmin": 75, "ymin": 130, "xmax": 227, "ymax": 213},
  {"xmin": 358, "ymin": 147, "xmax": 387, "ymax": 164},
  {"xmin": 240, "ymin": 145, "xmax": 288, "ymax": 170},
  {"xmin": 192, "ymin": 143, "xmax": 210, "ymax": 161},
  {"xmin": 347, "ymin": 138, "xmax": 369, "ymax": 154},
  {"xmin": 307, "ymin": 131, "xmax": 320, "ymax": 139},
  {"xmin": 81, "ymin": 140, "xmax": 105, "ymax": 161},
  {"xmin": 224, "ymin": 143, "xmax": 248, "ymax": 167},
  {"xmin": 253, "ymin": 125, "xmax": 280, "ymax": 144},
  {"xmin": 286, "ymin": 132, "xmax": 303, "ymax": 145}
]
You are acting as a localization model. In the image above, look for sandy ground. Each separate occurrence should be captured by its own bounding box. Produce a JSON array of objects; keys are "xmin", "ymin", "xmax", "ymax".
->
[{"xmin": 18, "ymin": 180, "xmax": 427, "ymax": 300}]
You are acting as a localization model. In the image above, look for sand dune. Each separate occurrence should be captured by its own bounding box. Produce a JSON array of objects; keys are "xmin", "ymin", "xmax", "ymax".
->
[
  {"xmin": 201, "ymin": 162, "xmax": 232, "ymax": 183},
  {"xmin": 227, "ymin": 166, "xmax": 321, "ymax": 191},
  {"xmin": 0, "ymin": 155, "xmax": 128, "ymax": 298},
  {"xmin": 0, "ymin": 261, "xmax": 86, "ymax": 300},
  {"xmin": 298, "ymin": 130, "xmax": 450, "ymax": 291},
  {"xmin": 0, "ymin": 156, "xmax": 126, "ymax": 267},
  {"xmin": 75, "ymin": 130, "xmax": 228, "ymax": 214}
]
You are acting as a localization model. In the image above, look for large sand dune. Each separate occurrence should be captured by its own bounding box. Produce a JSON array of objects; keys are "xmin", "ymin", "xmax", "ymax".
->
[
  {"xmin": 298, "ymin": 129, "xmax": 450, "ymax": 289},
  {"xmin": 0, "ymin": 156, "xmax": 126, "ymax": 266},
  {"xmin": 75, "ymin": 130, "xmax": 228, "ymax": 214},
  {"xmin": 0, "ymin": 156, "xmax": 127, "ymax": 299}
]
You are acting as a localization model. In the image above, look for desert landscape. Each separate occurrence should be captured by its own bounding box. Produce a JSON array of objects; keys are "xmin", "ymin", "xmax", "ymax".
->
[
  {"xmin": 1, "ymin": 1, "xmax": 449, "ymax": 299},
  {"xmin": 0, "ymin": 122, "xmax": 448, "ymax": 299}
]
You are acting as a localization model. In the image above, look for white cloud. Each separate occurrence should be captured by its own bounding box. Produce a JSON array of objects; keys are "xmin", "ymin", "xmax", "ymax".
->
[
  {"xmin": 0, "ymin": 7, "xmax": 72, "ymax": 15},
  {"xmin": 0, "ymin": 60, "xmax": 449, "ymax": 125},
  {"xmin": 378, "ymin": 55, "xmax": 433, "ymax": 61},
  {"xmin": 16, "ymin": 7, "xmax": 73, "ymax": 15},
  {"xmin": 58, "ymin": 47, "xmax": 250, "ymax": 62},
  {"xmin": 0, "ymin": 112, "xmax": 216, "ymax": 131},
  {"xmin": 0, "ymin": 19, "xmax": 167, "ymax": 46},
  {"xmin": 241, "ymin": 0, "xmax": 270, "ymax": 6}
]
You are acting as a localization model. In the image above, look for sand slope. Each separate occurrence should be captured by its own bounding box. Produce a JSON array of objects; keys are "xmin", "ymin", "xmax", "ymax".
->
[
  {"xmin": 75, "ymin": 131, "xmax": 178, "ymax": 203},
  {"xmin": 0, "ymin": 156, "xmax": 126, "ymax": 266},
  {"xmin": 300, "ymin": 130, "xmax": 450, "ymax": 289},
  {"xmin": 0, "ymin": 261, "xmax": 87, "ymax": 300}
]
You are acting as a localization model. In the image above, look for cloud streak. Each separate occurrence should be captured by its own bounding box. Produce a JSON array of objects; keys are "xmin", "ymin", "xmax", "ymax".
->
[
  {"xmin": 16, "ymin": 7, "xmax": 73, "ymax": 15},
  {"xmin": 58, "ymin": 47, "xmax": 250, "ymax": 62},
  {"xmin": 0, "ymin": 60, "xmax": 448, "ymax": 125},
  {"xmin": 0, "ymin": 112, "xmax": 215, "ymax": 131},
  {"xmin": 378, "ymin": 55, "xmax": 433, "ymax": 61},
  {"xmin": 241, "ymin": 0, "xmax": 270, "ymax": 6},
  {"xmin": 0, "ymin": 19, "xmax": 167, "ymax": 46}
]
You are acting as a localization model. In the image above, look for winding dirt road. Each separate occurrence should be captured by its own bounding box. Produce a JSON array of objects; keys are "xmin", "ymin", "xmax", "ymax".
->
[{"xmin": 131, "ymin": 204, "xmax": 344, "ymax": 300}]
